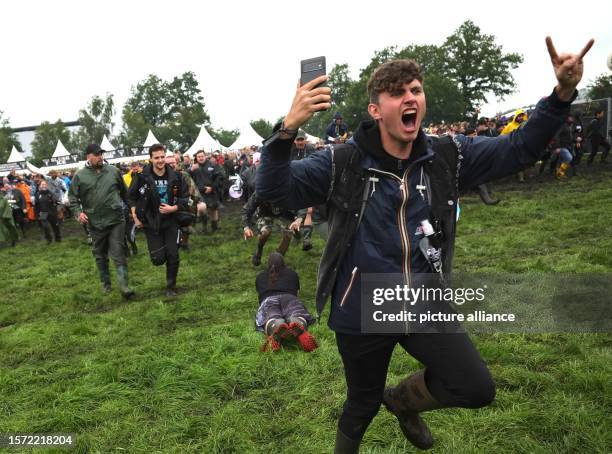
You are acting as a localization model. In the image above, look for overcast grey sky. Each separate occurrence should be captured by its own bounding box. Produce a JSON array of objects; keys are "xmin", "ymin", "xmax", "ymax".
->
[{"xmin": 2, "ymin": 0, "xmax": 610, "ymax": 147}]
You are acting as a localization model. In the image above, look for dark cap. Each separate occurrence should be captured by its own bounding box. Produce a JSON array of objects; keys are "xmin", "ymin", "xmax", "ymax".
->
[
  {"xmin": 334, "ymin": 111, "xmax": 342, "ymax": 120},
  {"xmin": 85, "ymin": 143, "xmax": 103, "ymax": 155}
]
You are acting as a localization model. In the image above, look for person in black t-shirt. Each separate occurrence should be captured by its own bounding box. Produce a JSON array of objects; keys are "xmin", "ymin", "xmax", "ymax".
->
[
  {"xmin": 254, "ymin": 253, "xmax": 317, "ymax": 352},
  {"xmin": 128, "ymin": 144, "xmax": 190, "ymax": 297}
]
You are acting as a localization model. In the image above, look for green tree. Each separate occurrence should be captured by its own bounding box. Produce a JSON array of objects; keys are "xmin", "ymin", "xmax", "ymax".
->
[
  {"xmin": 304, "ymin": 44, "xmax": 466, "ymax": 137},
  {"xmin": 348, "ymin": 44, "xmax": 465, "ymax": 125},
  {"xmin": 303, "ymin": 63, "xmax": 356, "ymax": 138},
  {"xmin": 587, "ymin": 73, "xmax": 612, "ymax": 100},
  {"xmin": 30, "ymin": 120, "xmax": 72, "ymax": 166},
  {"xmin": 0, "ymin": 111, "xmax": 22, "ymax": 163},
  {"xmin": 442, "ymin": 20, "xmax": 523, "ymax": 117},
  {"xmin": 119, "ymin": 72, "xmax": 210, "ymax": 151},
  {"xmin": 250, "ymin": 118, "xmax": 273, "ymax": 139},
  {"xmin": 72, "ymin": 94, "xmax": 115, "ymax": 156},
  {"xmin": 208, "ymin": 126, "xmax": 239, "ymax": 148}
]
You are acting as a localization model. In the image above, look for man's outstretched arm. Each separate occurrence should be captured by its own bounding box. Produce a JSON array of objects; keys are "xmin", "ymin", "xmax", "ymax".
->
[
  {"xmin": 458, "ymin": 37, "xmax": 594, "ymax": 189},
  {"xmin": 257, "ymin": 76, "xmax": 333, "ymax": 209}
]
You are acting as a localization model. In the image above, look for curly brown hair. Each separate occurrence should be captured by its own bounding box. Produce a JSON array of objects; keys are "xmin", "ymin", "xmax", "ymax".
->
[{"xmin": 367, "ymin": 59, "xmax": 423, "ymax": 104}]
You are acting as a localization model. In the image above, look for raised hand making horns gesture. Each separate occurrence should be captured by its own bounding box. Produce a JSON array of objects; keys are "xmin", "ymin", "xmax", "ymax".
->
[{"xmin": 546, "ymin": 36, "xmax": 594, "ymax": 102}]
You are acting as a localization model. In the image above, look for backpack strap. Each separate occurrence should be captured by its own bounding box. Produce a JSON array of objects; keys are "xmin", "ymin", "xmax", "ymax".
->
[
  {"xmin": 327, "ymin": 142, "xmax": 360, "ymax": 202},
  {"xmin": 327, "ymin": 140, "xmax": 372, "ymax": 230}
]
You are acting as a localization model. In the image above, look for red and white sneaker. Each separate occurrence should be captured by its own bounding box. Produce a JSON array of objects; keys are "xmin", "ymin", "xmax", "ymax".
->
[{"xmin": 297, "ymin": 330, "xmax": 318, "ymax": 352}]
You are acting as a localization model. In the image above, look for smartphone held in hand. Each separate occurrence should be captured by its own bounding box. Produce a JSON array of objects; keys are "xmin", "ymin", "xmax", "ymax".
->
[{"xmin": 300, "ymin": 56, "xmax": 326, "ymax": 87}]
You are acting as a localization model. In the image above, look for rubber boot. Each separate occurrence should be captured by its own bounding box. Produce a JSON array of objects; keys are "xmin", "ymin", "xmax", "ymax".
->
[
  {"xmin": 97, "ymin": 260, "xmax": 112, "ymax": 294},
  {"xmin": 334, "ymin": 428, "xmax": 361, "ymax": 454},
  {"xmin": 166, "ymin": 262, "xmax": 179, "ymax": 297},
  {"xmin": 211, "ymin": 220, "xmax": 220, "ymax": 232},
  {"xmin": 179, "ymin": 229, "xmax": 190, "ymax": 252},
  {"xmin": 302, "ymin": 225, "xmax": 313, "ymax": 250},
  {"xmin": 556, "ymin": 162, "xmax": 570, "ymax": 180},
  {"xmin": 383, "ymin": 369, "xmax": 444, "ymax": 450},
  {"xmin": 116, "ymin": 265, "xmax": 135, "ymax": 299},
  {"xmin": 200, "ymin": 215, "xmax": 209, "ymax": 234},
  {"xmin": 253, "ymin": 231, "xmax": 270, "ymax": 266},
  {"xmin": 277, "ymin": 231, "xmax": 292, "ymax": 255},
  {"xmin": 477, "ymin": 184, "xmax": 500, "ymax": 205}
]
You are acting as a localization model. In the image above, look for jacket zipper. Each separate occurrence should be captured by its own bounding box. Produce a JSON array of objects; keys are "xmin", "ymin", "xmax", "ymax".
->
[
  {"xmin": 368, "ymin": 167, "xmax": 414, "ymax": 334},
  {"xmin": 367, "ymin": 167, "xmax": 413, "ymax": 288},
  {"xmin": 339, "ymin": 266, "xmax": 359, "ymax": 307}
]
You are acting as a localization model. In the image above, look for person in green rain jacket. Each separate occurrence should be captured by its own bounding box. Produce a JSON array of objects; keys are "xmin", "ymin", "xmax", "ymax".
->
[{"xmin": 69, "ymin": 144, "xmax": 134, "ymax": 298}]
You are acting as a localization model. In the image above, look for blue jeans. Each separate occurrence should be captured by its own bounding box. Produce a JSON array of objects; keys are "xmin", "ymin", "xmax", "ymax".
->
[{"xmin": 557, "ymin": 148, "xmax": 573, "ymax": 163}]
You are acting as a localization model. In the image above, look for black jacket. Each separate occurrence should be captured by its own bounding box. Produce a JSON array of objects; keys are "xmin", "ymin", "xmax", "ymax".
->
[
  {"xmin": 6, "ymin": 188, "xmax": 26, "ymax": 211},
  {"xmin": 189, "ymin": 160, "xmax": 224, "ymax": 194},
  {"xmin": 257, "ymin": 89, "xmax": 573, "ymax": 333},
  {"xmin": 556, "ymin": 122, "xmax": 574, "ymax": 149},
  {"xmin": 35, "ymin": 190, "xmax": 58, "ymax": 216},
  {"xmin": 127, "ymin": 164, "xmax": 189, "ymax": 231}
]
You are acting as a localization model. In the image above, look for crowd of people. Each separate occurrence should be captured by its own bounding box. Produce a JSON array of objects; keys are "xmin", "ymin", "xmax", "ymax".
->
[{"xmin": 0, "ymin": 36, "xmax": 608, "ymax": 452}]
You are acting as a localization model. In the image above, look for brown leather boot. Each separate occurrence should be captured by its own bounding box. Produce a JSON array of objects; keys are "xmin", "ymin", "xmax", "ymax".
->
[{"xmin": 383, "ymin": 369, "xmax": 444, "ymax": 450}]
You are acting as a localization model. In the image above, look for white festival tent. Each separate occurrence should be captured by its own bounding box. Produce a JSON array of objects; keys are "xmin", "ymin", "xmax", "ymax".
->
[
  {"xmin": 99, "ymin": 135, "xmax": 142, "ymax": 166},
  {"xmin": 229, "ymin": 124, "xmax": 264, "ymax": 150},
  {"xmin": 143, "ymin": 130, "xmax": 160, "ymax": 147},
  {"xmin": 51, "ymin": 139, "xmax": 71, "ymax": 158},
  {"xmin": 7, "ymin": 145, "xmax": 26, "ymax": 163},
  {"xmin": 0, "ymin": 146, "xmax": 27, "ymax": 176},
  {"xmin": 185, "ymin": 125, "xmax": 223, "ymax": 157},
  {"xmin": 100, "ymin": 135, "xmax": 116, "ymax": 151},
  {"xmin": 305, "ymin": 132, "xmax": 321, "ymax": 143},
  {"xmin": 38, "ymin": 161, "xmax": 86, "ymax": 174}
]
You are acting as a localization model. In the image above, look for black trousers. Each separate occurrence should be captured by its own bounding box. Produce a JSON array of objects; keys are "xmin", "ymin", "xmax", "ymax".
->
[
  {"xmin": 144, "ymin": 221, "xmax": 180, "ymax": 286},
  {"xmin": 39, "ymin": 215, "xmax": 61, "ymax": 241},
  {"xmin": 336, "ymin": 332, "xmax": 495, "ymax": 440},
  {"xmin": 587, "ymin": 137, "xmax": 611, "ymax": 163}
]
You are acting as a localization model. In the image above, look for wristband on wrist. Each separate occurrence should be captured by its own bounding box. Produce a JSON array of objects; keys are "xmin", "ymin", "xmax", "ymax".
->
[{"xmin": 279, "ymin": 120, "xmax": 298, "ymax": 136}]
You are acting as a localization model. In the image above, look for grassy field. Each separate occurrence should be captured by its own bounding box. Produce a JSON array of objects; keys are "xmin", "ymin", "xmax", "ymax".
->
[{"xmin": 1, "ymin": 166, "xmax": 611, "ymax": 453}]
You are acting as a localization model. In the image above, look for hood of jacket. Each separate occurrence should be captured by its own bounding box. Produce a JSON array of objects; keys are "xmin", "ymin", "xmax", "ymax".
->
[{"xmin": 352, "ymin": 120, "xmax": 429, "ymax": 176}]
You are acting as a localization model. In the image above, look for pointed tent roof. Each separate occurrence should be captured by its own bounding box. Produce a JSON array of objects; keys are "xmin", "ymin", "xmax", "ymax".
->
[
  {"xmin": 305, "ymin": 132, "xmax": 320, "ymax": 143},
  {"xmin": 143, "ymin": 130, "xmax": 160, "ymax": 147},
  {"xmin": 100, "ymin": 135, "xmax": 115, "ymax": 151},
  {"xmin": 229, "ymin": 123, "xmax": 264, "ymax": 150},
  {"xmin": 7, "ymin": 145, "xmax": 25, "ymax": 163},
  {"xmin": 185, "ymin": 125, "xmax": 222, "ymax": 156},
  {"xmin": 51, "ymin": 139, "xmax": 71, "ymax": 158}
]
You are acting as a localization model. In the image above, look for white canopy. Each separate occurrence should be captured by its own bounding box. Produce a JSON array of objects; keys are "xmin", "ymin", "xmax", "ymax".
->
[
  {"xmin": 39, "ymin": 161, "xmax": 86, "ymax": 174},
  {"xmin": 7, "ymin": 145, "xmax": 26, "ymax": 163},
  {"xmin": 100, "ymin": 135, "xmax": 116, "ymax": 151},
  {"xmin": 185, "ymin": 125, "xmax": 223, "ymax": 156},
  {"xmin": 51, "ymin": 139, "xmax": 71, "ymax": 158},
  {"xmin": 229, "ymin": 124, "xmax": 264, "ymax": 150},
  {"xmin": 106, "ymin": 155, "xmax": 148, "ymax": 165},
  {"xmin": 143, "ymin": 130, "xmax": 160, "ymax": 147},
  {"xmin": 305, "ymin": 132, "xmax": 321, "ymax": 143}
]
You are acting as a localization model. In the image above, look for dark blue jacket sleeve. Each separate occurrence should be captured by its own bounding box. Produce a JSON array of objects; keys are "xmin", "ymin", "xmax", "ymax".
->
[
  {"xmin": 457, "ymin": 90, "xmax": 573, "ymax": 190},
  {"xmin": 256, "ymin": 135, "xmax": 332, "ymax": 210}
]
